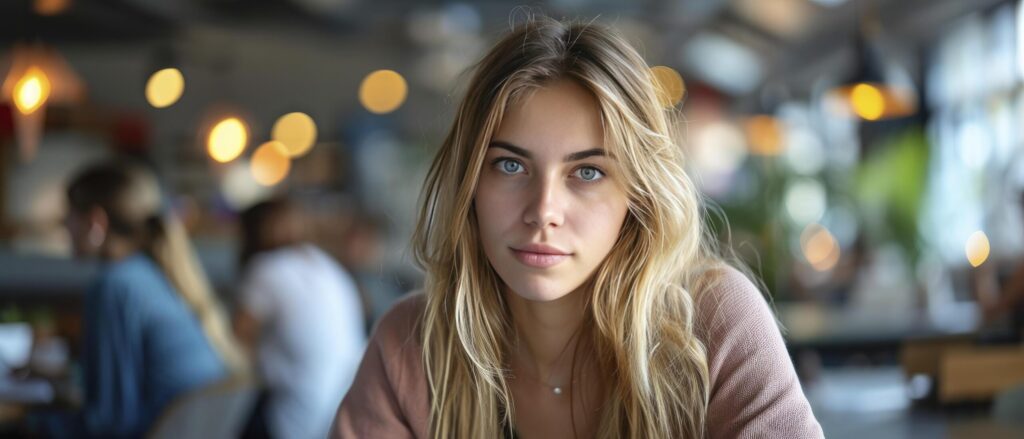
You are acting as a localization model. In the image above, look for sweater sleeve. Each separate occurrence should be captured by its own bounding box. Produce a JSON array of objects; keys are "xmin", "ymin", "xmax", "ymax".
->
[
  {"xmin": 331, "ymin": 294, "xmax": 428, "ymax": 438},
  {"xmin": 697, "ymin": 268, "xmax": 824, "ymax": 439}
]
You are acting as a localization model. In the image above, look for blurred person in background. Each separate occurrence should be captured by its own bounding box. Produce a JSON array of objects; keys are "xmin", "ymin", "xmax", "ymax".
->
[
  {"xmin": 42, "ymin": 160, "xmax": 244, "ymax": 437},
  {"xmin": 335, "ymin": 211, "xmax": 403, "ymax": 328},
  {"xmin": 234, "ymin": 197, "xmax": 366, "ymax": 439}
]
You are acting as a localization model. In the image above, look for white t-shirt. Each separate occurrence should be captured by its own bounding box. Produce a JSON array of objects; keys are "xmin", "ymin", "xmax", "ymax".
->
[{"xmin": 239, "ymin": 244, "xmax": 367, "ymax": 439}]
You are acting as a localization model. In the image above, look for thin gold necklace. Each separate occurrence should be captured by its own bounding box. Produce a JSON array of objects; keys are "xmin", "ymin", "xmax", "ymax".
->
[{"xmin": 512, "ymin": 330, "xmax": 579, "ymax": 396}]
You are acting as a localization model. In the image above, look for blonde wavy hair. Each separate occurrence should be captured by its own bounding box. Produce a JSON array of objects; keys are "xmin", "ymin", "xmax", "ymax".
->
[{"xmin": 413, "ymin": 17, "xmax": 734, "ymax": 438}]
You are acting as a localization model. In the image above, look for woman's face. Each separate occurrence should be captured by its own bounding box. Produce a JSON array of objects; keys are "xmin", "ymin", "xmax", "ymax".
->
[{"xmin": 474, "ymin": 79, "xmax": 629, "ymax": 303}]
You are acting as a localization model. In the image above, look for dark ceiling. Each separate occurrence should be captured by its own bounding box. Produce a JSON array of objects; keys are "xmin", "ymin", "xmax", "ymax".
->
[{"xmin": 0, "ymin": 0, "xmax": 1012, "ymax": 103}]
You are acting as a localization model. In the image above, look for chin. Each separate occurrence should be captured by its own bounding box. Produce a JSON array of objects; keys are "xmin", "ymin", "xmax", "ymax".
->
[{"xmin": 503, "ymin": 275, "xmax": 579, "ymax": 303}]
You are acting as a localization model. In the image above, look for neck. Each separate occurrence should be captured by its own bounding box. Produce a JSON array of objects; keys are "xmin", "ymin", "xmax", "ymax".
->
[{"xmin": 505, "ymin": 284, "xmax": 588, "ymax": 382}]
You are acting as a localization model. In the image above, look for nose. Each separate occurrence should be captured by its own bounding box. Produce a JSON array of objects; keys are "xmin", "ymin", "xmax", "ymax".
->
[{"xmin": 522, "ymin": 173, "xmax": 566, "ymax": 229}]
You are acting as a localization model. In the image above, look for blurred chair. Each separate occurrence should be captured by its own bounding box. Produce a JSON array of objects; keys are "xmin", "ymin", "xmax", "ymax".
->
[
  {"xmin": 939, "ymin": 345, "xmax": 1024, "ymax": 403},
  {"xmin": 146, "ymin": 376, "xmax": 258, "ymax": 439},
  {"xmin": 901, "ymin": 338, "xmax": 1024, "ymax": 404},
  {"xmin": 993, "ymin": 383, "xmax": 1024, "ymax": 424},
  {"xmin": 900, "ymin": 336, "xmax": 973, "ymax": 380}
]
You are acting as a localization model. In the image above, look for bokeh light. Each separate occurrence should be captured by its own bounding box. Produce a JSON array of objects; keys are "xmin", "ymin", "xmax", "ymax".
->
[
  {"xmin": 745, "ymin": 115, "xmax": 784, "ymax": 155},
  {"xmin": 207, "ymin": 117, "xmax": 249, "ymax": 163},
  {"xmin": 801, "ymin": 223, "xmax": 841, "ymax": 272},
  {"xmin": 272, "ymin": 112, "xmax": 318, "ymax": 158},
  {"xmin": 693, "ymin": 121, "xmax": 748, "ymax": 175},
  {"xmin": 965, "ymin": 231, "xmax": 990, "ymax": 268},
  {"xmin": 785, "ymin": 179, "xmax": 827, "ymax": 226},
  {"xmin": 850, "ymin": 83, "xmax": 885, "ymax": 121},
  {"xmin": 358, "ymin": 69, "xmax": 408, "ymax": 114},
  {"xmin": 783, "ymin": 127, "xmax": 826, "ymax": 175},
  {"xmin": 145, "ymin": 68, "xmax": 185, "ymax": 109},
  {"xmin": 250, "ymin": 141, "xmax": 291, "ymax": 186},
  {"xmin": 650, "ymin": 65, "xmax": 685, "ymax": 108},
  {"xmin": 221, "ymin": 160, "xmax": 271, "ymax": 210},
  {"xmin": 13, "ymin": 67, "xmax": 50, "ymax": 115},
  {"xmin": 33, "ymin": 0, "xmax": 71, "ymax": 15}
]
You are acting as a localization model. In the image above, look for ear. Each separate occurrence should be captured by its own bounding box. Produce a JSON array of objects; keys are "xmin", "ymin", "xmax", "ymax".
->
[{"xmin": 87, "ymin": 206, "xmax": 109, "ymax": 234}]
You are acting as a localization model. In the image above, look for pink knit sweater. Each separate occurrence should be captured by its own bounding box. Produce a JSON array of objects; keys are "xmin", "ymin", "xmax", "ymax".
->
[{"xmin": 332, "ymin": 267, "xmax": 824, "ymax": 438}]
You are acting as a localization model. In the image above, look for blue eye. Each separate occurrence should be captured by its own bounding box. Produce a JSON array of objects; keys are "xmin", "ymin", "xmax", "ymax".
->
[
  {"xmin": 496, "ymin": 158, "xmax": 524, "ymax": 175},
  {"xmin": 575, "ymin": 166, "xmax": 604, "ymax": 182}
]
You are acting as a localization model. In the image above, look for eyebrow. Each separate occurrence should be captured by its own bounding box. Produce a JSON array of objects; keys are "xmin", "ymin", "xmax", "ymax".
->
[{"xmin": 488, "ymin": 141, "xmax": 609, "ymax": 162}]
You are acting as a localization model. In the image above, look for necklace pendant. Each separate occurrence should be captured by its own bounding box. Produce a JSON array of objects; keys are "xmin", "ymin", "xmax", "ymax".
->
[{"xmin": 552, "ymin": 386, "xmax": 563, "ymax": 395}]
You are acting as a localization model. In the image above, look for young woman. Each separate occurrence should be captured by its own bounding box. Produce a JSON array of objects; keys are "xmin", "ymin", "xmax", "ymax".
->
[
  {"xmin": 53, "ymin": 161, "xmax": 244, "ymax": 437},
  {"xmin": 334, "ymin": 18, "xmax": 823, "ymax": 438}
]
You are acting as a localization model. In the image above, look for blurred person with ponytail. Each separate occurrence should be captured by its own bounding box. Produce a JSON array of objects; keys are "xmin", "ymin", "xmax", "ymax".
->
[{"xmin": 47, "ymin": 160, "xmax": 245, "ymax": 437}]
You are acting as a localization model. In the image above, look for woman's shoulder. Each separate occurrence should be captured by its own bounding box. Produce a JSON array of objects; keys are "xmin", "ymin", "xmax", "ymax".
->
[
  {"xmin": 692, "ymin": 264, "xmax": 765, "ymax": 307},
  {"xmin": 691, "ymin": 267, "xmax": 825, "ymax": 438},
  {"xmin": 370, "ymin": 291, "xmax": 427, "ymax": 354},
  {"xmin": 336, "ymin": 291, "xmax": 430, "ymax": 437},
  {"xmin": 691, "ymin": 265, "xmax": 777, "ymax": 342}
]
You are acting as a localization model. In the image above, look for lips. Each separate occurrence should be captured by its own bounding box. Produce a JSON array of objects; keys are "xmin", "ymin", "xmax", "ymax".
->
[{"xmin": 510, "ymin": 243, "xmax": 572, "ymax": 269}]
